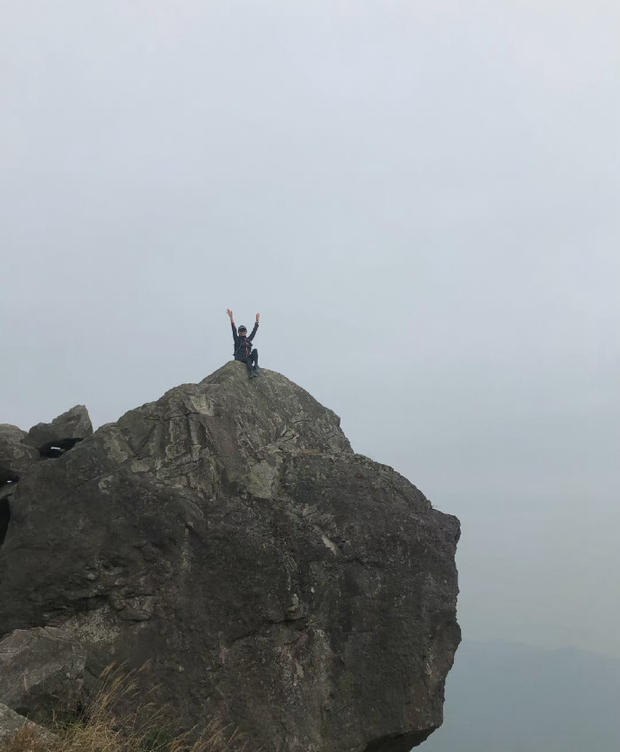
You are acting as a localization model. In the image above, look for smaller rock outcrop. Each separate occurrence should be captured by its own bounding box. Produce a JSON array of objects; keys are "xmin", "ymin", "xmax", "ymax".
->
[
  {"xmin": 0, "ymin": 407, "xmax": 93, "ymax": 546},
  {"xmin": 0, "ymin": 628, "xmax": 86, "ymax": 723},
  {"xmin": 0, "ymin": 427, "xmax": 39, "ymax": 546},
  {"xmin": 28, "ymin": 406, "xmax": 93, "ymax": 456},
  {"xmin": 0, "ymin": 425, "xmax": 39, "ymax": 482},
  {"xmin": 0, "ymin": 702, "xmax": 55, "ymax": 748}
]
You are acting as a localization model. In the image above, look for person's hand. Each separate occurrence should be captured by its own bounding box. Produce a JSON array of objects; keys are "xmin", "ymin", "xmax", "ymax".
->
[
  {"xmin": 227, "ymin": 309, "xmax": 233, "ymax": 320},
  {"xmin": 256, "ymin": 313, "xmax": 260, "ymax": 322}
]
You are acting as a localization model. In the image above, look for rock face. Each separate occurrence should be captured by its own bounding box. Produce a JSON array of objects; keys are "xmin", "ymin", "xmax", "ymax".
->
[
  {"xmin": 0, "ymin": 628, "xmax": 86, "ymax": 723},
  {"xmin": 0, "ymin": 407, "xmax": 93, "ymax": 546},
  {"xmin": 0, "ymin": 702, "xmax": 55, "ymax": 747},
  {"xmin": 0, "ymin": 425, "xmax": 39, "ymax": 483},
  {"xmin": 0, "ymin": 362, "xmax": 460, "ymax": 752}
]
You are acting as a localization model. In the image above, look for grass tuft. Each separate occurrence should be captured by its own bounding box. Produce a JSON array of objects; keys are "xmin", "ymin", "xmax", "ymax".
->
[
  {"xmin": 0, "ymin": 664, "xmax": 253, "ymax": 752},
  {"xmin": 0, "ymin": 725, "xmax": 49, "ymax": 752}
]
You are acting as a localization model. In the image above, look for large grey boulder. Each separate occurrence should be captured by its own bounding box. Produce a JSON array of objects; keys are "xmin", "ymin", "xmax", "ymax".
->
[
  {"xmin": 0, "ymin": 362, "xmax": 460, "ymax": 752},
  {"xmin": 28, "ymin": 405, "xmax": 93, "ymax": 451}
]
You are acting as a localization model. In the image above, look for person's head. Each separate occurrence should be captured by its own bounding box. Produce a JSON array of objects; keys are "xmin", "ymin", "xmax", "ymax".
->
[{"xmin": 238, "ymin": 326, "xmax": 247, "ymax": 336}]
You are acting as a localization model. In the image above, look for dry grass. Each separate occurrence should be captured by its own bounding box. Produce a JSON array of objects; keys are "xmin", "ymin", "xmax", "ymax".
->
[
  {"xmin": 0, "ymin": 664, "xmax": 253, "ymax": 752},
  {"xmin": 0, "ymin": 726, "xmax": 50, "ymax": 752}
]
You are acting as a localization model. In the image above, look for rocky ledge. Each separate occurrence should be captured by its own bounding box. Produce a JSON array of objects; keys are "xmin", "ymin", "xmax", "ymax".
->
[{"xmin": 0, "ymin": 362, "xmax": 460, "ymax": 752}]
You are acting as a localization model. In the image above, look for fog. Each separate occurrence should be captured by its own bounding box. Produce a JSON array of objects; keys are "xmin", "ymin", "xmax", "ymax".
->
[{"xmin": 2, "ymin": 1, "xmax": 619, "ymax": 656}]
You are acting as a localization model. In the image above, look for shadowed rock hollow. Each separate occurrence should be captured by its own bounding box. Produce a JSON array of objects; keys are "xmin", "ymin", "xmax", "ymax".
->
[{"xmin": 0, "ymin": 362, "xmax": 460, "ymax": 752}]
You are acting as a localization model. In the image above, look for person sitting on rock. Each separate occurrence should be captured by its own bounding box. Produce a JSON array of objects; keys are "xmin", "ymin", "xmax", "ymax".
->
[{"xmin": 227, "ymin": 309, "xmax": 260, "ymax": 378}]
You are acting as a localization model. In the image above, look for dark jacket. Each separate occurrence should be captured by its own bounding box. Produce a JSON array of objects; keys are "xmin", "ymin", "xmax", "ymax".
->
[{"xmin": 232, "ymin": 321, "xmax": 258, "ymax": 361}]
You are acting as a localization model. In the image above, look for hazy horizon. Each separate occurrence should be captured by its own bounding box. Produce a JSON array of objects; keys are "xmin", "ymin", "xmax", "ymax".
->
[
  {"xmin": 423, "ymin": 639, "xmax": 620, "ymax": 751},
  {"xmin": 2, "ymin": 1, "xmax": 619, "ymax": 658}
]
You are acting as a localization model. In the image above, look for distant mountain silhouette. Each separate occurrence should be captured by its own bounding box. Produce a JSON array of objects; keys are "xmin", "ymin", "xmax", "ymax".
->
[{"xmin": 421, "ymin": 640, "xmax": 620, "ymax": 752}]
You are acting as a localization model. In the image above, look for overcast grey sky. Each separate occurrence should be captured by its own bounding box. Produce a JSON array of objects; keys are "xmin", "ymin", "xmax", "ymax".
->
[{"xmin": 2, "ymin": 1, "xmax": 619, "ymax": 657}]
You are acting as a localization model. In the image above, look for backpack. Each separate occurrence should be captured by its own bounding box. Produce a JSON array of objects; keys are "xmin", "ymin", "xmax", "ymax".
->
[{"xmin": 234, "ymin": 336, "xmax": 251, "ymax": 361}]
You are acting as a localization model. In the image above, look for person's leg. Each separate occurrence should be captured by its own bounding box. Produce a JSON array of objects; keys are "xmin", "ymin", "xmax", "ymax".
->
[{"xmin": 250, "ymin": 349, "xmax": 259, "ymax": 375}]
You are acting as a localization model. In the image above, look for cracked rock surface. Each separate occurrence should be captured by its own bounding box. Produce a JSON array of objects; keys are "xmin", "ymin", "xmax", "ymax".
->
[{"xmin": 0, "ymin": 361, "xmax": 460, "ymax": 752}]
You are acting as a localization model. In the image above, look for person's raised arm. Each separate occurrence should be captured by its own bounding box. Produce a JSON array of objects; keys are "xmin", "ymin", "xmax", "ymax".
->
[
  {"xmin": 227, "ymin": 308, "xmax": 238, "ymax": 340},
  {"xmin": 249, "ymin": 312, "xmax": 260, "ymax": 341}
]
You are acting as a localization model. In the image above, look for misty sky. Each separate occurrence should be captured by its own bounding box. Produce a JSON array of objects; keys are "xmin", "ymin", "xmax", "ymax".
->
[{"xmin": 2, "ymin": 1, "xmax": 619, "ymax": 657}]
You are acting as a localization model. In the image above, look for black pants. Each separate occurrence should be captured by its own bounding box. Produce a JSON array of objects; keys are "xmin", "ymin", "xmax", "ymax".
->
[{"xmin": 237, "ymin": 349, "xmax": 258, "ymax": 374}]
